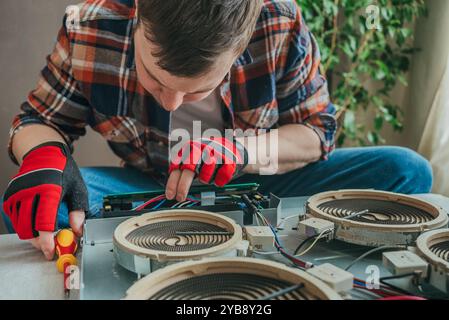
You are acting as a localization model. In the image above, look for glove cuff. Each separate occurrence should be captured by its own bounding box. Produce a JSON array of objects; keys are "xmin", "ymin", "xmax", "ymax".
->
[
  {"xmin": 22, "ymin": 141, "xmax": 69, "ymax": 161},
  {"xmin": 232, "ymin": 137, "xmax": 249, "ymax": 173}
]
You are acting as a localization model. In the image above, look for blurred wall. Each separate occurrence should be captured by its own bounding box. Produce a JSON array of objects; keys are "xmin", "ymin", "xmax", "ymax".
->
[
  {"xmin": 0, "ymin": 0, "xmax": 119, "ymax": 233},
  {"xmin": 401, "ymin": 0, "xmax": 449, "ymax": 150},
  {"xmin": 0, "ymin": 0, "xmax": 119, "ymax": 189}
]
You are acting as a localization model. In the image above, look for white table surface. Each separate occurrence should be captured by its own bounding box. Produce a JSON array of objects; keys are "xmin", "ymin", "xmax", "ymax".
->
[{"xmin": 0, "ymin": 234, "xmax": 67, "ymax": 300}]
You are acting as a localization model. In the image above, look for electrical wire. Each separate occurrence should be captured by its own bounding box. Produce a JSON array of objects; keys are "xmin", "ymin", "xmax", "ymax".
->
[
  {"xmin": 276, "ymin": 214, "xmax": 300, "ymax": 229},
  {"xmin": 261, "ymin": 212, "xmax": 311, "ymax": 269},
  {"xmin": 245, "ymin": 196, "xmax": 416, "ymax": 298},
  {"xmin": 254, "ymin": 213, "xmax": 263, "ymax": 226},
  {"xmin": 133, "ymin": 195, "xmax": 166, "ymax": 211},
  {"xmin": 344, "ymin": 245, "xmax": 405, "ymax": 271},
  {"xmin": 239, "ymin": 194, "xmax": 311, "ymax": 269},
  {"xmin": 352, "ymin": 286, "xmax": 385, "ymax": 300},
  {"xmin": 176, "ymin": 201, "xmax": 192, "ymax": 208},
  {"xmin": 152, "ymin": 199, "xmax": 167, "ymax": 210},
  {"xmin": 293, "ymin": 230, "xmax": 332, "ymax": 256},
  {"xmin": 294, "ymin": 237, "xmax": 316, "ymax": 255},
  {"xmin": 187, "ymin": 201, "xmax": 199, "ymax": 208},
  {"xmin": 253, "ymin": 250, "xmax": 282, "ymax": 256},
  {"xmin": 294, "ymin": 229, "xmax": 332, "ymax": 257},
  {"xmin": 353, "ymin": 284, "xmax": 392, "ymax": 298},
  {"xmin": 353, "ymin": 274, "xmax": 413, "ymax": 298},
  {"xmin": 379, "ymin": 272, "xmax": 421, "ymax": 296},
  {"xmin": 134, "ymin": 195, "xmax": 200, "ymax": 211},
  {"xmin": 377, "ymin": 296, "xmax": 426, "ymax": 301}
]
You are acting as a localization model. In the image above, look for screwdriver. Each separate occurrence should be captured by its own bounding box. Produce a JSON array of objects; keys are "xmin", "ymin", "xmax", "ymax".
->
[{"xmin": 54, "ymin": 229, "xmax": 78, "ymax": 298}]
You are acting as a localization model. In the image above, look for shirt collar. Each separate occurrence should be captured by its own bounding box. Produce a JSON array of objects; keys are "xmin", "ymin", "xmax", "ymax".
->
[
  {"xmin": 125, "ymin": 15, "xmax": 138, "ymax": 69},
  {"xmin": 233, "ymin": 49, "xmax": 254, "ymax": 67}
]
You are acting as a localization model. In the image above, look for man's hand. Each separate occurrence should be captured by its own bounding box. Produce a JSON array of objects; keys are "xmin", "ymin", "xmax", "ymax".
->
[
  {"xmin": 166, "ymin": 137, "xmax": 247, "ymax": 201},
  {"xmin": 3, "ymin": 142, "xmax": 88, "ymax": 260}
]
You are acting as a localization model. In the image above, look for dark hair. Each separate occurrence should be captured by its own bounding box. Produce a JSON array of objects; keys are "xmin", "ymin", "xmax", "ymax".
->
[{"xmin": 137, "ymin": 0, "xmax": 263, "ymax": 77}]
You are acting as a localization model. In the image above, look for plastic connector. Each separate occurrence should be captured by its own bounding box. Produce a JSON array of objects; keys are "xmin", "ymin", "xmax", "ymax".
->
[
  {"xmin": 244, "ymin": 226, "xmax": 275, "ymax": 251},
  {"xmin": 307, "ymin": 263, "xmax": 354, "ymax": 293},
  {"xmin": 382, "ymin": 250, "xmax": 428, "ymax": 277},
  {"xmin": 236, "ymin": 240, "xmax": 250, "ymax": 257},
  {"xmin": 298, "ymin": 218, "xmax": 335, "ymax": 237},
  {"xmin": 200, "ymin": 191, "xmax": 216, "ymax": 206}
]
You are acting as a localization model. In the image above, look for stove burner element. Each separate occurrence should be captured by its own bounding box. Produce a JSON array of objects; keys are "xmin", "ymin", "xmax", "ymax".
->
[
  {"xmin": 429, "ymin": 241, "xmax": 449, "ymax": 262},
  {"xmin": 149, "ymin": 273, "xmax": 311, "ymax": 300},
  {"xmin": 416, "ymin": 229, "xmax": 449, "ymax": 294},
  {"xmin": 306, "ymin": 190, "xmax": 448, "ymax": 247},
  {"xmin": 318, "ymin": 199, "xmax": 434, "ymax": 225},
  {"xmin": 124, "ymin": 258, "xmax": 343, "ymax": 300},
  {"xmin": 125, "ymin": 220, "xmax": 233, "ymax": 252},
  {"xmin": 113, "ymin": 210, "xmax": 244, "ymax": 275}
]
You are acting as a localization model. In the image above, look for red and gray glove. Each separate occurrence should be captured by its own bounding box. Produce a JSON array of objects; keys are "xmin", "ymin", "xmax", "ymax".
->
[
  {"xmin": 3, "ymin": 142, "xmax": 88, "ymax": 240},
  {"xmin": 169, "ymin": 137, "xmax": 248, "ymax": 187}
]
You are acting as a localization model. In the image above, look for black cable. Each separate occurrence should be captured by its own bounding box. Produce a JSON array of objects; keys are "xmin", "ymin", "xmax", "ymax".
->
[
  {"xmin": 293, "ymin": 235, "xmax": 318, "ymax": 255},
  {"xmin": 379, "ymin": 272, "xmax": 420, "ymax": 297},
  {"xmin": 293, "ymin": 231, "xmax": 332, "ymax": 256}
]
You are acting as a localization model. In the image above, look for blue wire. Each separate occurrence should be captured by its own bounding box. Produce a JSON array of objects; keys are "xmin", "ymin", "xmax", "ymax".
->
[
  {"xmin": 187, "ymin": 202, "xmax": 198, "ymax": 208},
  {"xmin": 354, "ymin": 280, "xmax": 367, "ymax": 287},
  {"xmin": 152, "ymin": 199, "xmax": 167, "ymax": 210}
]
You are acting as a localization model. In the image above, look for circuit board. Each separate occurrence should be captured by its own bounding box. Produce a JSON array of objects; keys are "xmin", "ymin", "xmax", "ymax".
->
[{"xmin": 100, "ymin": 183, "xmax": 280, "ymax": 225}]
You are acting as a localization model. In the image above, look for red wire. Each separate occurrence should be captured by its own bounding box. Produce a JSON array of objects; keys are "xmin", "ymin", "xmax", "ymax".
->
[
  {"xmin": 377, "ymin": 296, "xmax": 427, "ymax": 301},
  {"xmin": 354, "ymin": 284, "xmax": 391, "ymax": 298},
  {"xmin": 274, "ymin": 241, "xmax": 308, "ymax": 269},
  {"xmin": 134, "ymin": 195, "xmax": 166, "ymax": 211},
  {"xmin": 354, "ymin": 277, "xmax": 404, "ymax": 297}
]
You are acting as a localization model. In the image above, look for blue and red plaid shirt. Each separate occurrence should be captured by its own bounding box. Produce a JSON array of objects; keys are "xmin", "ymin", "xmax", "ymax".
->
[{"xmin": 9, "ymin": 0, "xmax": 337, "ymax": 178}]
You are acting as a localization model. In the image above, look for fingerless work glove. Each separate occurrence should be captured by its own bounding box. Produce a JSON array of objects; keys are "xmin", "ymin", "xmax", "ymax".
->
[
  {"xmin": 169, "ymin": 137, "xmax": 248, "ymax": 187},
  {"xmin": 3, "ymin": 142, "xmax": 88, "ymax": 239}
]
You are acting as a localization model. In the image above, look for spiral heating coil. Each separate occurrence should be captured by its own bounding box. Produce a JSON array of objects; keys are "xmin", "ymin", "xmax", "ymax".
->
[
  {"xmin": 148, "ymin": 273, "xmax": 315, "ymax": 300},
  {"xmin": 317, "ymin": 199, "xmax": 435, "ymax": 225},
  {"xmin": 429, "ymin": 240, "xmax": 449, "ymax": 262},
  {"xmin": 125, "ymin": 220, "xmax": 233, "ymax": 252}
]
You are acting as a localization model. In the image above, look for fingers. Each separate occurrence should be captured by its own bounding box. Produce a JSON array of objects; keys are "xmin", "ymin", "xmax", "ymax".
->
[
  {"xmin": 38, "ymin": 231, "xmax": 55, "ymax": 260},
  {"xmin": 198, "ymin": 149, "xmax": 218, "ymax": 184},
  {"xmin": 176, "ymin": 170, "xmax": 195, "ymax": 202},
  {"xmin": 29, "ymin": 238, "xmax": 41, "ymax": 250},
  {"xmin": 69, "ymin": 210, "xmax": 85, "ymax": 237},
  {"xmin": 214, "ymin": 163, "xmax": 236, "ymax": 187},
  {"xmin": 165, "ymin": 169, "xmax": 195, "ymax": 202},
  {"xmin": 166, "ymin": 169, "xmax": 181, "ymax": 200}
]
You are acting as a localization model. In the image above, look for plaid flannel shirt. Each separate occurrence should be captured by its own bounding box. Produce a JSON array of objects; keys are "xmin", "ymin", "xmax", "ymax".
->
[{"xmin": 9, "ymin": 0, "xmax": 337, "ymax": 178}]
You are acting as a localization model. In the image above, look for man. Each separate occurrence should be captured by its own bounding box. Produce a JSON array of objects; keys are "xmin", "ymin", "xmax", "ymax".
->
[{"xmin": 2, "ymin": 0, "xmax": 432, "ymax": 260}]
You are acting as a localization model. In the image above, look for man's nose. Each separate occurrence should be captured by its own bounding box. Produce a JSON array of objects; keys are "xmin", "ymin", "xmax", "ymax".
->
[{"xmin": 159, "ymin": 91, "xmax": 184, "ymax": 111}]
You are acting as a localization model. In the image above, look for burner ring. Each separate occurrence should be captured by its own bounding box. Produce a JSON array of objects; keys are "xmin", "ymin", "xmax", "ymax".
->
[
  {"xmin": 113, "ymin": 210, "xmax": 243, "ymax": 263},
  {"xmin": 317, "ymin": 199, "xmax": 435, "ymax": 225},
  {"xmin": 430, "ymin": 241, "xmax": 449, "ymax": 262},
  {"xmin": 124, "ymin": 258, "xmax": 342, "ymax": 300},
  {"xmin": 306, "ymin": 190, "xmax": 448, "ymax": 247},
  {"xmin": 307, "ymin": 190, "xmax": 447, "ymax": 231},
  {"xmin": 417, "ymin": 229, "xmax": 449, "ymax": 267},
  {"xmin": 125, "ymin": 220, "xmax": 233, "ymax": 252}
]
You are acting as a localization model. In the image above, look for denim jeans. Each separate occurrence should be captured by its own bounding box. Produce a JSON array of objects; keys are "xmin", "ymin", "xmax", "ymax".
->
[{"xmin": 1, "ymin": 146, "xmax": 433, "ymax": 233}]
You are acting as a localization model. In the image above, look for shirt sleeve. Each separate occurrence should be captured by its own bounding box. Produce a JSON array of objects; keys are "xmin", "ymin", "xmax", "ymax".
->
[
  {"xmin": 276, "ymin": 5, "xmax": 337, "ymax": 160},
  {"xmin": 8, "ymin": 15, "xmax": 91, "ymax": 165}
]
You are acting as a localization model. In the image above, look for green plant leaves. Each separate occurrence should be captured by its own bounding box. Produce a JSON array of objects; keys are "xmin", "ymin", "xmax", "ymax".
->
[{"xmin": 296, "ymin": 0, "xmax": 426, "ymax": 146}]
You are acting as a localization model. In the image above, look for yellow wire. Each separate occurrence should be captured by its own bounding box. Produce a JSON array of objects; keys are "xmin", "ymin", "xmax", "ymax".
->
[{"xmin": 295, "ymin": 228, "xmax": 332, "ymax": 257}]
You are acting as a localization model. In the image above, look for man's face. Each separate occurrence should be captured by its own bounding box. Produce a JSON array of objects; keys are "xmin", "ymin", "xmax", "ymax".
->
[{"xmin": 134, "ymin": 25, "xmax": 237, "ymax": 112}]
